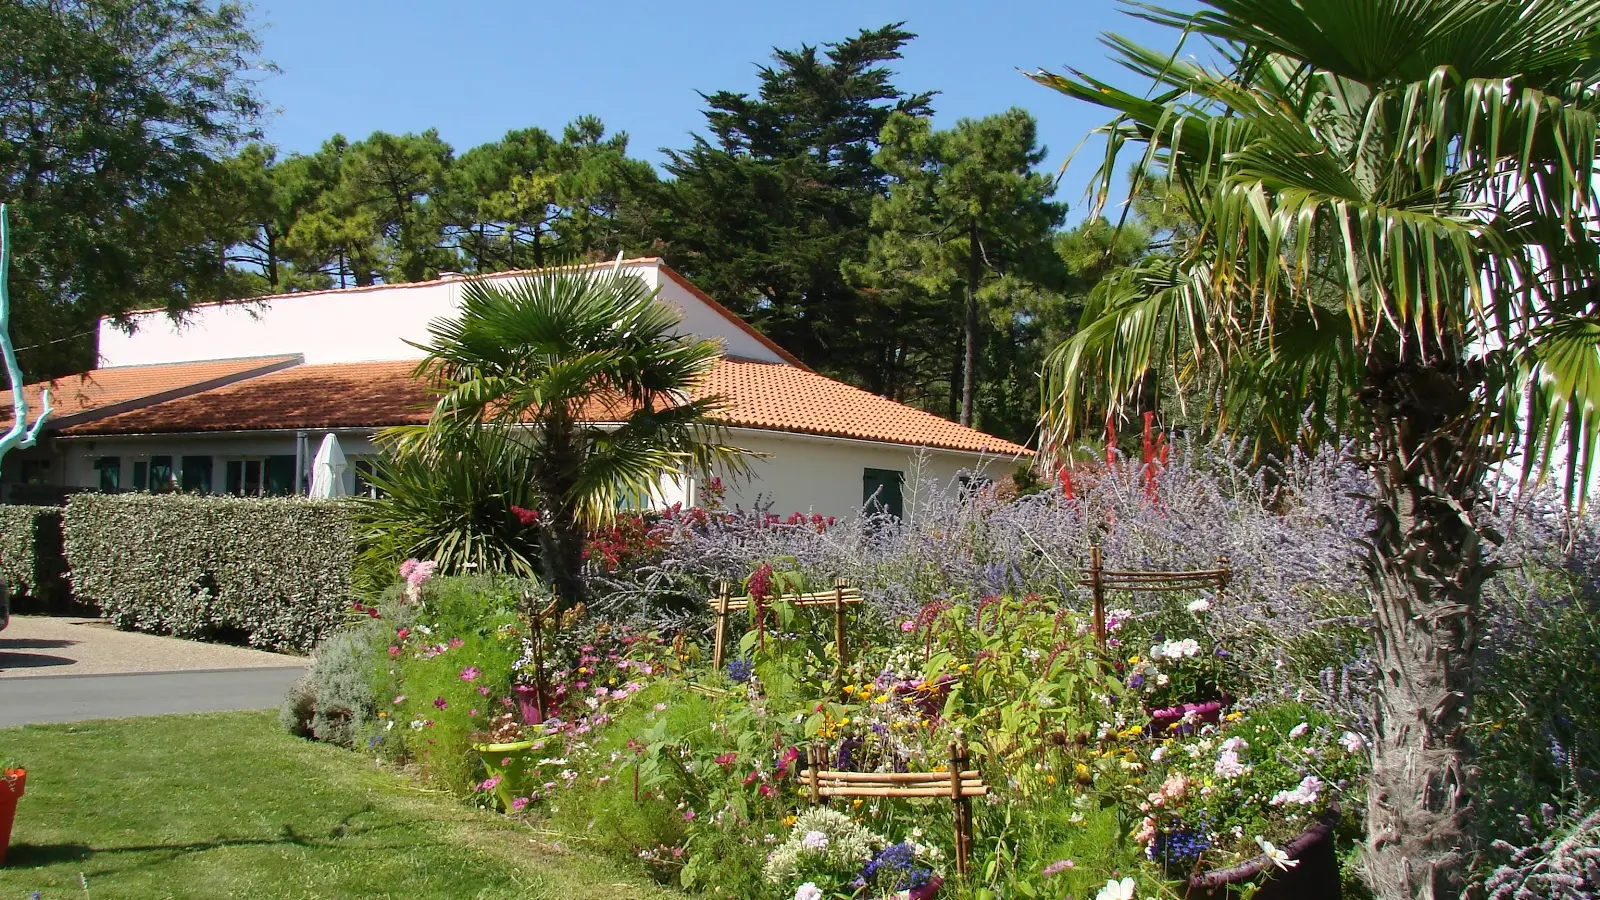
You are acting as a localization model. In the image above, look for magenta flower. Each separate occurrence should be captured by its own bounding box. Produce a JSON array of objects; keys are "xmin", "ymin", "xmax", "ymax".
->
[
  {"xmin": 460, "ymin": 666, "xmax": 481, "ymax": 681},
  {"xmin": 448, "ymin": 637, "xmax": 465, "ymax": 649},
  {"xmin": 510, "ymin": 797, "xmax": 530, "ymax": 812},
  {"xmin": 433, "ymin": 697, "xmax": 448, "ymax": 710},
  {"xmin": 1042, "ymin": 860, "xmax": 1075, "ymax": 877},
  {"xmin": 475, "ymin": 774, "xmax": 502, "ymax": 792}
]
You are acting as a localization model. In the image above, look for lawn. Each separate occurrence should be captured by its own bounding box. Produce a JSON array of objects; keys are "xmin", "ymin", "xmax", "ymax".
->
[{"xmin": 0, "ymin": 711, "xmax": 679, "ymax": 900}]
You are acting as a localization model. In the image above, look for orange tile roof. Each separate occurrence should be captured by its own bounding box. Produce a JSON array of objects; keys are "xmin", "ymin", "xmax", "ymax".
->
[
  {"xmin": 701, "ymin": 359, "xmax": 1032, "ymax": 456},
  {"xmin": 0, "ymin": 356, "xmax": 301, "ymax": 430},
  {"xmin": 64, "ymin": 360, "xmax": 434, "ymax": 435},
  {"xmin": 68, "ymin": 357, "xmax": 1032, "ymax": 456}
]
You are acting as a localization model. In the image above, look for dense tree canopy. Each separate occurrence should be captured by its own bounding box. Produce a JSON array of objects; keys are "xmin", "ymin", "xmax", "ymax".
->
[{"xmin": 6, "ymin": 7, "xmax": 1139, "ymax": 445}]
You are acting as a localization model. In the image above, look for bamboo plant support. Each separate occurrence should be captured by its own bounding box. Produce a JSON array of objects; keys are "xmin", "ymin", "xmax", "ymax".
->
[
  {"xmin": 708, "ymin": 582, "xmax": 862, "ymax": 672},
  {"xmin": 1083, "ymin": 546, "xmax": 1232, "ymax": 654},
  {"xmin": 798, "ymin": 740, "xmax": 985, "ymax": 877}
]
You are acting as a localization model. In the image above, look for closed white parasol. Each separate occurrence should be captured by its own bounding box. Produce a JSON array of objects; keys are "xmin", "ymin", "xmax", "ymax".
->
[{"xmin": 308, "ymin": 432, "xmax": 349, "ymax": 498}]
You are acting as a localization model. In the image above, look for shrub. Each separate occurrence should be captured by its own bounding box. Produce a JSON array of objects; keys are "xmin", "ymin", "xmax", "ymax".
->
[
  {"xmin": 63, "ymin": 493, "xmax": 355, "ymax": 652},
  {"xmin": 305, "ymin": 619, "xmax": 388, "ymax": 748},
  {"xmin": 0, "ymin": 504, "xmax": 70, "ymax": 613}
]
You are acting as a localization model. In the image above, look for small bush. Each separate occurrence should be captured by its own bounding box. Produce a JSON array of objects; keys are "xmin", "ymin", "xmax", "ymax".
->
[
  {"xmin": 279, "ymin": 673, "xmax": 317, "ymax": 738},
  {"xmin": 306, "ymin": 620, "xmax": 388, "ymax": 748},
  {"xmin": 0, "ymin": 504, "xmax": 70, "ymax": 613},
  {"xmin": 63, "ymin": 493, "xmax": 355, "ymax": 652}
]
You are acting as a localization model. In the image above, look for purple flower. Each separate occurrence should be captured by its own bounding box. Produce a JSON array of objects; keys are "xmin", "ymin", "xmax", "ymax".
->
[
  {"xmin": 460, "ymin": 666, "xmax": 481, "ymax": 682},
  {"xmin": 433, "ymin": 697, "xmax": 448, "ymax": 710}
]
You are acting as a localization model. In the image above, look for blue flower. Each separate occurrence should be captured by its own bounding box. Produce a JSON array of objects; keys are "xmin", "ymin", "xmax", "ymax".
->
[{"xmin": 726, "ymin": 658, "xmax": 754, "ymax": 683}]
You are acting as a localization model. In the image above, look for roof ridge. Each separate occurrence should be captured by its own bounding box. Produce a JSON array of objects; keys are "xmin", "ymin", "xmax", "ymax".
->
[{"xmin": 79, "ymin": 353, "xmax": 303, "ymax": 374}]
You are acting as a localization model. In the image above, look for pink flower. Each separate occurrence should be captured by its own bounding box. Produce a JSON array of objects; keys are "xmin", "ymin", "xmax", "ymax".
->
[
  {"xmin": 758, "ymin": 784, "xmax": 775, "ymax": 798},
  {"xmin": 392, "ymin": 695, "xmax": 406, "ymax": 704},
  {"xmin": 396, "ymin": 628, "xmax": 410, "ymax": 640},
  {"xmin": 469, "ymin": 708, "xmax": 479, "ymax": 716},
  {"xmin": 449, "ymin": 637, "xmax": 465, "ymax": 649},
  {"xmin": 510, "ymin": 797, "xmax": 530, "ymax": 812},
  {"xmin": 460, "ymin": 666, "xmax": 481, "ymax": 682},
  {"xmin": 1042, "ymin": 860, "xmax": 1075, "ymax": 877},
  {"xmin": 388, "ymin": 646, "xmax": 400, "ymax": 658},
  {"xmin": 682, "ymin": 809, "xmax": 696, "ymax": 821},
  {"xmin": 433, "ymin": 697, "xmax": 448, "ymax": 710},
  {"xmin": 714, "ymin": 752, "xmax": 737, "ymax": 770},
  {"xmin": 478, "ymin": 686, "xmax": 491, "ymax": 696},
  {"xmin": 900, "ymin": 620, "xmax": 917, "ymax": 633},
  {"xmin": 476, "ymin": 775, "xmax": 502, "ymax": 792}
]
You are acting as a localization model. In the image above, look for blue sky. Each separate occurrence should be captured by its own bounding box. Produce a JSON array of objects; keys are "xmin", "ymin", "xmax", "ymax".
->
[{"xmin": 248, "ymin": 1, "xmax": 1199, "ymax": 221}]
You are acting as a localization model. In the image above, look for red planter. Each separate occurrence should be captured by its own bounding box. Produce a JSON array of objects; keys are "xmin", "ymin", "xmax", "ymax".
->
[
  {"xmin": 1147, "ymin": 700, "xmax": 1225, "ymax": 734},
  {"xmin": 0, "ymin": 769, "xmax": 25, "ymax": 867}
]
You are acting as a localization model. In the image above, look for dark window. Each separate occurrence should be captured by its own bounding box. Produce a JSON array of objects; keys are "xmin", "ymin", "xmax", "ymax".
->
[
  {"xmin": 95, "ymin": 457, "xmax": 121, "ymax": 492},
  {"xmin": 265, "ymin": 455, "xmax": 295, "ymax": 496},
  {"xmin": 149, "ymin": 456, "xmax": 174, "ymax": 492},
  {"xmin": 352, "ymin": 458, "xmax": 381, "ymax": 498},
  {"xmin": 227, "ymin": 459, "xmax": 262, "ymax": 496},
  {"xmin": 132, "ymin": 460, "xmax": 149, "ymax": 491},
  {"xmin": 19, "ymin": 459, "xmax": 50, "ymax": 485},
  {"xmin": 862, "ymin": 468, "xmax": 904, "ymax": 519},
  {"xmin": 180, "ymin": 456, "xmax": 213, "ymax": 493}
]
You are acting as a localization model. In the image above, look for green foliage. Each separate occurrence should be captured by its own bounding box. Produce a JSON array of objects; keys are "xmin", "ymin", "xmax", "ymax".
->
[
  {"xmin": 654, "ymin": 24, "xmax": 933, "ymax": 388},
  {"xmin": 0, "ymin": 503, "xmax": 67, "ymax": 612},
  {"xmin": 1472, "ymin": 573, "xmax": 1600, "ymax": 861},
  {"xmin": 0, "ymin": 0, "xmax": 269, "ymax": 377},
  {"xmin": 62, "ymin": 493, "xmax": 354, "ymax": 652},
  {"xmin": 853, "ymin": 108, "xmax": 1066, "ymax": 430},
  {"xmin": 353, "ymin": 425, "xmax": 545, "ymax": 588},
  {"xmin": 390, "ymin": 266, "xmax": 751, "ymax": 607},
  {"xmin": 304, "ymin": 618, "xmax": 389, "ymax": 748}
]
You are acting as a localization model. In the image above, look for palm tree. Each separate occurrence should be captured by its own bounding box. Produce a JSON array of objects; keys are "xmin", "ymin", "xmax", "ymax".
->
[
  {"xmin": 1031, "ymin": 2, "xmax": 1600, "ymax": 897},
  {"xmin": 390, "ymin": 265, "xmax": 750, "ymax": 611}
]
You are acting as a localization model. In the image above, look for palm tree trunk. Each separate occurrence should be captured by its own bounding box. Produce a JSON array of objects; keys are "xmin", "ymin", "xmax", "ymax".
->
[
  {"xmin": 536, "ymin": 417, "xmax": 590, "ymax": 613},
  {"xmin": 1360, "ymin": 351, "xmax": 1491, "ymax": 900}
]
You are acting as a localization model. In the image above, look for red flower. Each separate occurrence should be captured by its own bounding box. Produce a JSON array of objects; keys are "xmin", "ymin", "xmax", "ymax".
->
[{"xmin": 510, "ymin": 505, "xmax": 541, "ymax": 526}]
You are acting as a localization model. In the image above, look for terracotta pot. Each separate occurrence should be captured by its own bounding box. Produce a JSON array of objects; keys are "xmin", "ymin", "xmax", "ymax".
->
[
  {"xmin": 0, "ymin": 769, "xmax": 25, "ymax": 867},
  {"xmin": 1186, "ymin": 803, "xmax": 1341, "ymax": 900}
]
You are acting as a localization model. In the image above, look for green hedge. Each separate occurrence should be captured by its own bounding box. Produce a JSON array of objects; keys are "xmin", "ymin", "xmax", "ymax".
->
[
  {"xmin": 0, "ymin": 504, "xmax": 70, "ymax": 612},
  {"xmin": 64, "ymin": 494, "xmax": 355, "ymax": 653}
]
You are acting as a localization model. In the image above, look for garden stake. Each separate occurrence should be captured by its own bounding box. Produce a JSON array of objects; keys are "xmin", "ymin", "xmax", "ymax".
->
[
  {"xmin": 1089, "ymin": 545, "xmax": 1106, "ymax": 653},
  {"xmin": 949, "ymin": 741, "xmax": 973, "ymax": 877},
  {"xmin": 712, "ymin": 581, "xmax": 731, "ymax": 671},
  {"xmin": 832, "ymin": 579, "xmax": 849, "ymax": 676},
  {"xmin": 807, "ymin": 744, "xmax": 823, "ymax": 805}
]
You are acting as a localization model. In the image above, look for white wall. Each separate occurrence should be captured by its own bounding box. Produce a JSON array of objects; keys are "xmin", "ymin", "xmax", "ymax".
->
[
  {"xmin": 47, "ymin": 427, "xmax": 1020, "ymax": 521},
  {"xmin": 98, "ymin": 261, "xmax": 789, "ymax": 368},
  {"xmin": 710, "ymin": 428, "xmax": 1017, "ymax": 521}
]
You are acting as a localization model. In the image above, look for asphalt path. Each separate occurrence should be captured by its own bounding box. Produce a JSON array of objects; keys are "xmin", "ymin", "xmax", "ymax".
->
[{"xmin": 0, "ymin": 666, "xmax": 306, "ymax": 727}]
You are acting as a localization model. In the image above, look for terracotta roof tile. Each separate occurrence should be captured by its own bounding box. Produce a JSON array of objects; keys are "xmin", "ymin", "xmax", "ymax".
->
[
  {"xmin": 63, "ymin": 360, "xmax": 432, "ymax": 435},
  {"xmin": 0, "ymin": 356, "xmax": 300, "ymax": 429},
  {"xmin": 700, "ymin": 359, "xmax": 1032, "ymax": 456},
  {"xmin": 68, "ymin": 358, "xmax": 1032, "ymax": 456}
]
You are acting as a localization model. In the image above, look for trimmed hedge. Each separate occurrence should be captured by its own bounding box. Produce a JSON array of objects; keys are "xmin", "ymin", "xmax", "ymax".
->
[
  {"xmin": 0, "ymin": 504, "xmax": 70, "ymax": 613},
  {"xmin": 64, "ymin": 494, "xmax": 355, "ymax": 653}
]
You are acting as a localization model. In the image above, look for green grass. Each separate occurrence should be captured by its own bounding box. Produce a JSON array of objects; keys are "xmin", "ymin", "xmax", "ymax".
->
[{"xmin": 0, "ymin": 711, "xmax": 679, "ymax": 900}]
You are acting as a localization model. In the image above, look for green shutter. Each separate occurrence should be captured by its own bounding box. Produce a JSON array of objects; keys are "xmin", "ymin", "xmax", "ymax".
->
[{"xmin": 862, "ymin": 468, "xmax": 904, "ymax": 519}]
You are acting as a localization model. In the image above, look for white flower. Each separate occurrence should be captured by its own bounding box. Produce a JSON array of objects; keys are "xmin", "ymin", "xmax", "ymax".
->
[
  {"xmin": 795, "ymin": 883, "xmax": 824, "ymax": 900},
  {"xmin": 1289, "ymin": 722, "xmax": 1310, "ymax": 739},
  {"xmin": 1256, "ymin": 836, "xmax": 1299, "ymax": 870},
  {"xmin": 799, "ymin": 830, "xmax": 830, "ymax": 852},
  {"xmin": 1148, "ymin": 643, "xmax": 1166, "ymax": 661},
  {"xmin": 1220, "ymin": 737, "xmax": 1249, "ymax": 753},
  {"xmin": 1150, "ymin": 746, "xmax": 1166, "ymax": 763},
  {"xmin": 1339, "ymin": 731, "xmax": 1367, "ymax": 753},
  {"xmin": 1038, "ymin": 694, "xmax": 1057, "ymax": 708},
  {"xmin": 1096, "ymin": 877, "xmax": 1138, "ymax": 900},
  {"xmin": 1187, "ymin": 597, "xmax": 1212, "ymax": 613}
]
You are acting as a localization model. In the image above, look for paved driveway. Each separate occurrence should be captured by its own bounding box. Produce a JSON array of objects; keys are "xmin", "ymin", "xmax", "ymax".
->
[
  {"xmin": 0, "ymin": 616, "xmax": 308, "ymax": 726},
  {"xmin": 0, "ymin": 615, "xmax": 306, "ymax": 677}
]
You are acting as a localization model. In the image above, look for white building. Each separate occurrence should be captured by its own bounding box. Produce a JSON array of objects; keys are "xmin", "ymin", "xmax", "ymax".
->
[{"xmin": 1, "ymin": 259, "xmax": 1030, "ymax": 518}]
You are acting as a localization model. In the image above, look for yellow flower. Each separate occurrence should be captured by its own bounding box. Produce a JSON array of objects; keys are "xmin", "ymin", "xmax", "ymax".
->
[
  {"xmin": 608, "ymin": 678, "xmax": 616, "ymax": 686},
  {"xmin": 784, "ymin": 815, "xmax": 797, "ymax": 827},
  {"xmin": 958, "ymin": 664, "xmax": 971, "ymax": 674},
  {"xmin": 1128, "ymin": 655, "xmax": 1141, "ymax": 665},
  {"xmin": 377, "ymin": 711, "xmax": 388, "ymax": 718},
  {"xmin": 1226, "ymin": 711, "xmax": 1243, "ymax": 722},
  {"xmin": 874, "ymin": 695, "xmax": 890, "ymax": 705},
  {"xmin": 841, "ymin": 718, "xmax": 851, "ymax": 726},
  {"xmin": 578, "ymin": 667, "xmax": 589, "ymax": 674},
  {"xmin": 852, "ymin": 798, "xmax": 863, "ymax": 808},
  {"xmin": 843, "ymin": 685, "xmax": 856, "ymax": 694},
  {"xmin": 1046, "ymin": 775, "xmax": 1057, "ymax": 785}
]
